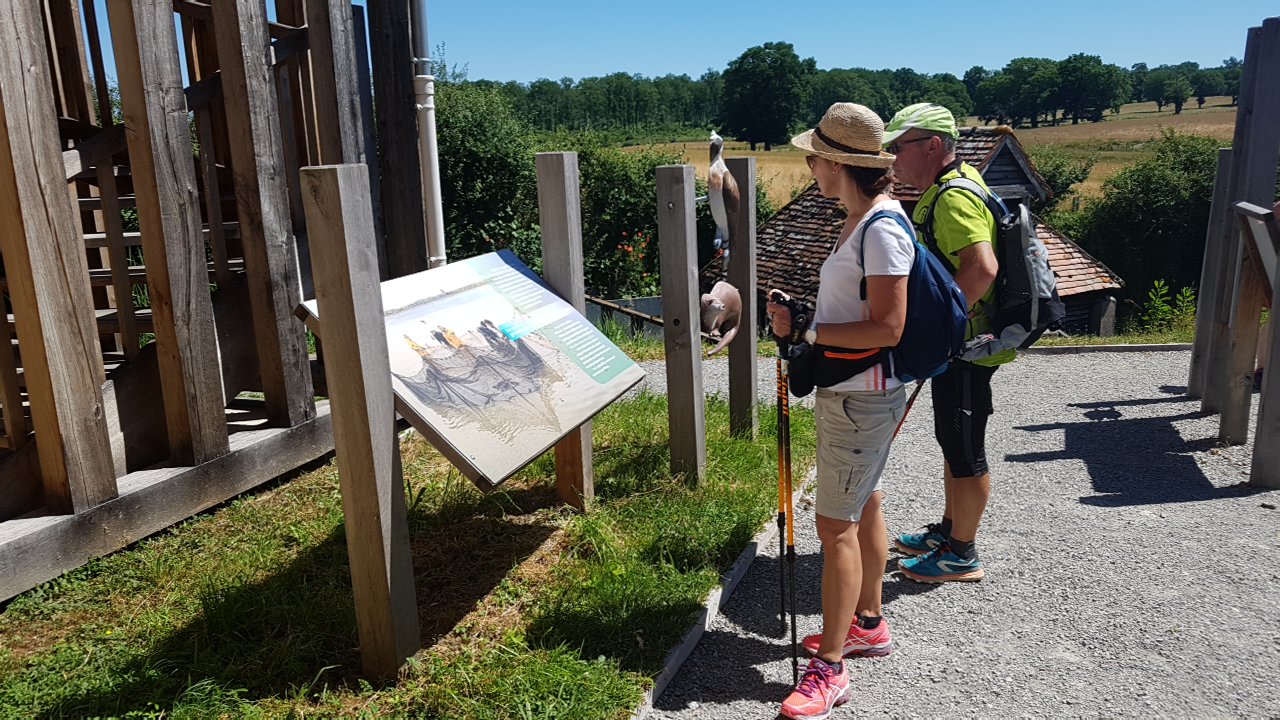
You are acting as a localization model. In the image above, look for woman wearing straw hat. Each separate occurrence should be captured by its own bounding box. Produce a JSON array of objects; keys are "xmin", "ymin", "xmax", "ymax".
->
[{"xmin": 767, "ymin": 102, "xmax": 911, "ymax": 720}]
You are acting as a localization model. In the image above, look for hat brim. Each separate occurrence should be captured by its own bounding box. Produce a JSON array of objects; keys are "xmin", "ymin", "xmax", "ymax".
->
[
  {"xmin": 790, "ymin": 129, "xmax": 895, "ymax": 169},
  {"xmin": 881, "ymin": 127, "xmax": 909, "ymax": 146}
]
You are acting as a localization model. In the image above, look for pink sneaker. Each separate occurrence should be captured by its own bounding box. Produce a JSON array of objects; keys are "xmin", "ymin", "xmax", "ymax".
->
[
  {"xmin": 801, "ymin": 617, "xmax": 893, "ymax": 657},
  {"xmin": 781, "ymin": 656, "xmax": 851, "ymax": 720}
]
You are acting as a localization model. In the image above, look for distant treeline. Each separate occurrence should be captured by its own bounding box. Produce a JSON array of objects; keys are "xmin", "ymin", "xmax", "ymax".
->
[{"xmin": 444, "ymin": 47, "xmax": 1242, "ymax": 146}]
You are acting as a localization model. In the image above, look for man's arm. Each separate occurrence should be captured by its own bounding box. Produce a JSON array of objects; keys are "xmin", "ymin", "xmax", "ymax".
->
[{"xmin": 953, "ymin": 242, "xmax": 997, "ymax": 310}]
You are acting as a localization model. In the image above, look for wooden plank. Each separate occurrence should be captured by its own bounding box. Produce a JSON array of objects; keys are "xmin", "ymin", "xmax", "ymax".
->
[
  {"xmin": 1218, "ymin": 220, "xmax": 1267, "ymax": 446},
  {"xmin": 212, "ymin": 0, "xmax": 316, "ymax": 428},
  {"xmin": 108, "ymin": 0, "xmax": 229, "ymax": 466},
  {"xmin": 43, "ymin": 0, "xmax": 95, "ymax": 123},
  {"xmin": 0, "ymin": 320, "xmax": 28, "ymax": 449},
  {"xmin": 367, "ymin": 0, "xmax": 428, "ymax": 277},
  {"xmin": 96, "ymin": 161, "xmax": 141, "ymax": 357},
  {"xmin": 79, "ymin": 0, "xmax": 113, "ymax": 126},
  {"xmin": 350, "ymin": 4, "xmax": 388, "ymax": 279},
  {"xmin": 62, "ymin": 124, "xmax": 127, "ymax": 179},
  {"xmin": 305, "ymin": 0, "xmax": 365, "ymax": 165},
  {"xmin": 0, "ymin": 404, "xmax": 334, "ymax": 602},
  {"xmin": 1204, "ymin": 20, "xmax": 1280, "ymax": 412},
  {"xmin": 1188, "ymin": 148, "xmax": 1233, "ymax": 401},
  {"xmin": 656, "ymin": 165, "xmax": 706, "ymax": 484},
  {"xmin": 1251, "ymin": 211, "xmax": 1280, "ymax": 489},
  {"xmin": 0, "ymin": 0, "xmax": 117, "ymax": 513},
  {"xmin": 174, "ymin": 0, "xmax": 302, "ymax": 39},
  {"xmin": 536, "ymin": 152, "xmax": 593, "ymax": 511},
  {"xmin": 301, "ymin": 164, "xmax": 419, "ymax": 680},
  {"xmin": 195, "ymin": 109, "xmax": 232, "ymax": 287},
  {"xmin": 276, "ymin": 0, "xmax": 320, "ymax": 170},
  {"xmin": 725, "ymin": 157, "xmax": 758, "ymax": 439}
]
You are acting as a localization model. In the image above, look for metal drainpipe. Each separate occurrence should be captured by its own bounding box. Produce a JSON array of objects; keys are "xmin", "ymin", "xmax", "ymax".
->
[{"xmin": 412, "ymin": 0, "xmax": 447, "ymax": 268}]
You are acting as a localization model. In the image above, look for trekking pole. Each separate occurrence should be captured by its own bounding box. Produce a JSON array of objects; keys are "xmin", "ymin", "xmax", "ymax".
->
[
  {"xmin": 893, "ymin": 380, "xmax": 927, "ymax": 440},
  {"xmin": 769, "ymin": 290, "xmax": 805, "ymax": 686}
]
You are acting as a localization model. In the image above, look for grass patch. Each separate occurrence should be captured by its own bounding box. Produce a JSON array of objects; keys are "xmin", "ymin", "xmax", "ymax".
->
[{"xmin": 0, "ymin": 393, "xmax": 813, "ymax": 719}]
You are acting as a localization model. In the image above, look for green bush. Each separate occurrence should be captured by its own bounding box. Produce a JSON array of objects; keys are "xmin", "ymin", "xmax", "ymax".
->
[
  {"xmin": 1134, "ymin": 279, "xmax": 1196, "ymax": 334},
  {"xmin": 1027, "ymin": 145, "xmax": 1096, "ymax": 212},
  {"xmin": 1070, "ymin": 130, "xmax": 1219, "ymax": 299}
]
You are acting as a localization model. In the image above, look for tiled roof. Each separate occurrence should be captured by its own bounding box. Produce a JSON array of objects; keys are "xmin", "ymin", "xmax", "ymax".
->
[
  {"xmin": 1036, "ymin": 218, "xmax": 1124, "ymax": 296},
  {"xmin": 753, "ymin": 128, "xmax": 1121, "ymax": 308}
]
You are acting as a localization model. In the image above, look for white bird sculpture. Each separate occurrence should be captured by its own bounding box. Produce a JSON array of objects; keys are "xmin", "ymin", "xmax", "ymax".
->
[{"xmin": 708, "ymin": 131, "xmax": 740, "ymax": 273}]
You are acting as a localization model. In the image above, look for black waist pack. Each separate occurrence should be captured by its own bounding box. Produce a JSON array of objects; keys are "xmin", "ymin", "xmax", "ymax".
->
[{"xmin": 787, "ymin": 343, "xmax": 888, "ymax": 398}]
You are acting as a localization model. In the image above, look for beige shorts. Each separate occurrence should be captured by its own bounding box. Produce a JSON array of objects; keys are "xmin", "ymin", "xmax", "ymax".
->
[{"xmin": 814, "ymin": 385, "xmax": 906, "ymax": 523}]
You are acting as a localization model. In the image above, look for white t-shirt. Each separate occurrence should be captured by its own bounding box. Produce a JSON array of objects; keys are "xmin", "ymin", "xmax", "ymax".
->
[{"xmin": 813, "ymin": 199, "xmax": 915, "ymax": 392}]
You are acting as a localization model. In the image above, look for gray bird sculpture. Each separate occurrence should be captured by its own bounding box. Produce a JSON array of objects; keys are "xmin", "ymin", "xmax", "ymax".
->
[{"xmin": 708, "ymin": 131, "xmax": 740, "ymax": 274}]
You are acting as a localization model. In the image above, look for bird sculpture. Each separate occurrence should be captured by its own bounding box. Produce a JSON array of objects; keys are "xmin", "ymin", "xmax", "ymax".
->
[{"xmin": 707, "ymin": 131, "xmax": 740, "ymax": 274}]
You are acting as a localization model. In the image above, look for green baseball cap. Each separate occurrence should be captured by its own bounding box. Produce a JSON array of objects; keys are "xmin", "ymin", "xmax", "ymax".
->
[{"xmin": 882, "ymin": 103, "xmax": 958, "ymax": 145}]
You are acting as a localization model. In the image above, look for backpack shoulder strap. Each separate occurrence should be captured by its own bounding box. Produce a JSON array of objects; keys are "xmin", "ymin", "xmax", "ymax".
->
[{"xmin": 857, "ymin": 209, "xmax": 915, "ymax": 300}]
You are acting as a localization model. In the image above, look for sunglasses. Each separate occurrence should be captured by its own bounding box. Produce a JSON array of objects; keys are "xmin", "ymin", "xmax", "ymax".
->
[{"xmin": 886, "ymin": 136, "xmax": 931, "ymax": 154}]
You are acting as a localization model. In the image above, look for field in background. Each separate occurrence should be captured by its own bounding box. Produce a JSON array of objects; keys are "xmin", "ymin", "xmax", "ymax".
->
[
  {"xmin": 636, "ymin": 97, "xmax": 1238, "ymax": 207},
  {"xmin": 632, "ymin": 140, "xmax": 814, "ymax": 209}
]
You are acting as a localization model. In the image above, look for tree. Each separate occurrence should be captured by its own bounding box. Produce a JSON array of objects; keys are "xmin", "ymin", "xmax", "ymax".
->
[
  {"xmin": 1192, "ymin": 69, "xmax": 1225, "ymax": 109},
  {"xmin": 805, "ymin": 69, "xmax": 875, "ymax": 126},
  {"xmin": 1128, "ymin": 63, "xmax": 1148, "ymax": 102},
  {"xmin": 1163, "ymin": 76, "xmax": 1194, "ymax": 114},
  {"xmin": 719, "ymin": 42, "xmax": 815, "ymax": 150},
  {"xmin": 1057, "ymin": 54, "xmax": 1128, "ymax": 124},
  {"xmin": 963, "ymin": 65, "xmax": 990, "ymax": 99},
  {"xmin": 1221, "ymin": 56, "xmax": 1243, "ymax": 105}
]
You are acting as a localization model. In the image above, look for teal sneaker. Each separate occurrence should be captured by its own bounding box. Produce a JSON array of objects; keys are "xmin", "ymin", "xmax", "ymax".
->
[
  {"xmin": 899, "ymin": 543, "xmax": 984, "ymax": 583},
  {"xmin": 893, "ymin": 523, "xmax": 946, "ymax": 556}
]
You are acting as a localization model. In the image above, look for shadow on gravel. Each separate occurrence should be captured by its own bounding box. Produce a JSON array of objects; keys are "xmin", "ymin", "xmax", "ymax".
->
[
  {"xmin": 1006, "ymin": 397, "xmax": 1266, "ymax": 506},
  {"xmin": 651, "ymin": 626, "xmax": 796, "ymax": 711}
]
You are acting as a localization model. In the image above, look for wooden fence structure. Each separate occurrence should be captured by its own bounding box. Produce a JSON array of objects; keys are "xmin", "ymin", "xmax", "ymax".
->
[
  {"xmin": 1187, "ymin": 16, "xmax": 1280, "ymax": 489},
  {"xmin": 0, "ymin": 0, "xmax": 433, "ymax": 601}
]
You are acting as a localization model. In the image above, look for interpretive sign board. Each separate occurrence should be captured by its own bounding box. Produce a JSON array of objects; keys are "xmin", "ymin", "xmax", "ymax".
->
[{"xmin": 300, "ymin": 250, "xmax": 645, "ymax": 490}]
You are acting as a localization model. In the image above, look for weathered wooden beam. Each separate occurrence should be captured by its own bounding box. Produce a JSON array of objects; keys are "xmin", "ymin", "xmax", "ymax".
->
[
  {"xmin": 304, "ymin": 0, "xmax": 365, "ymax": 165},
  {"xmin": 350, "ymin": 5, "xmax": 388, "ymax": 279},
  {"xmin": 0, "ymin": 0, "xmax": 117, "ymax": 513},
  {"xmin": 61, "ymin": 124, "xmax": 127, "ymax": 179},
  {"xmin": 174, "ymin": 0, "xmax": 302, "ymax": 39},
  {"xmin": 1203, "ymin": 19, "xmax": 1280, "ymax": 414},
  {"xmin": 656, "ymin": 165, "xmax": 706, "ymax": 484},
  {"xmin": 301, "ymin": 163, "xmax": 419, "ymax": 680},
  {"xmin": 1188, "ymin": 148, "xmax": 1233, "ymax": 402},
  {"xmin": 107, "ymin": 0, "xmax": 229, "ymax": 465},
  {"xmin": 42, "ymin": 0, "xmax": 95, "ymax": 123},
  {"xmin": 367, "ymin": 0, "xmax": 427, "ymax": 277},
  {"xmin": 212, "ymin": 0, "xmax": 316, "ymax": 428},
  {"xmin": 1219, "ymin": 216, "xmax": 1268, "ymax": 446},
  {"xmin": 726, "ymin": 157, "xmax": 758, "ymax": 439},
  {"xmin": 1251, "ymin": 207, "xmax": 1280, "ymax": 489},
  {"xmin": 0, "ymin": 405, "xmax": 335, "ymax": 602},
  {"xmin": 537, "ymin": 152, "xmax": 594, "ymax": 511}
]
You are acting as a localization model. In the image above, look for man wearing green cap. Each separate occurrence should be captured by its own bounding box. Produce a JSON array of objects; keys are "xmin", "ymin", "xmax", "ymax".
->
[{"xmin": 882, "ymin": 102, "xmax": 1013, "ymax": 583}]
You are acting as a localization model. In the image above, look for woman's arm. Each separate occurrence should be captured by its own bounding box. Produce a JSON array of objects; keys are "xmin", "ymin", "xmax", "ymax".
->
[{"xmin": 814, "ymin": 274, "xmax": 908, "ymax": 348}]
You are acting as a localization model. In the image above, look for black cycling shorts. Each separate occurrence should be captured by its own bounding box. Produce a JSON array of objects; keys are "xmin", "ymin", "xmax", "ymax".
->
[{"xmin": 931, "ymin": 360, "xmax": 998, "ymax": 478}]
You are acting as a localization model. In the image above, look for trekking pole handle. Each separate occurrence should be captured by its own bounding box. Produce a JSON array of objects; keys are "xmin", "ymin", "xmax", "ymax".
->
[{"xmin": 767, "ymin": 290, "xmax": 810, "ymax": 353}]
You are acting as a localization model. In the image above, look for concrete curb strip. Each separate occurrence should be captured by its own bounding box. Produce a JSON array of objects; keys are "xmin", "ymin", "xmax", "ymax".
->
[
  {"xmin": 1021, "ymin": 342, "xmax": 1192, "ymax": 354},
  {"xmin": 630, "ymin": 466, "xmax": 815, "ymax": 720}
]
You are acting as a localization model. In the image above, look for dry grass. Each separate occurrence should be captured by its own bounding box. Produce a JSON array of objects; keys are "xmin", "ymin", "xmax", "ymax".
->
[{"xmin": 632, "ymin": 140, "xmax": 813, "ymax": 209}]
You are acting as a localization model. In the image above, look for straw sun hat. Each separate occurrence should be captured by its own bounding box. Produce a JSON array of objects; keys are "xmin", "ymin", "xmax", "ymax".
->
[{"xmin": 790, "ymin": 103, "xmax": 895, "ymax": 168}]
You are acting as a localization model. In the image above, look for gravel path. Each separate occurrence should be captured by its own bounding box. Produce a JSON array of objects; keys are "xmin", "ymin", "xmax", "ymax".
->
[{"xmin": 634, "ymin": 350, "xmax": 1279, "ymax": 718}]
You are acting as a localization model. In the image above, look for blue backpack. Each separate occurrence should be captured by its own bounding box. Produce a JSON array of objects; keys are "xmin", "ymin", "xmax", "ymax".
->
[{"xmin": 858, "ymin": 210, "xmax": 968, "ymax": 382}]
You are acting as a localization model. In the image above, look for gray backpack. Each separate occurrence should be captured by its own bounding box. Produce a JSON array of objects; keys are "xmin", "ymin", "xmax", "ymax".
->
[{"xmin": 922, "ymin": 177, "xmax": 1065, "ymax": 359}]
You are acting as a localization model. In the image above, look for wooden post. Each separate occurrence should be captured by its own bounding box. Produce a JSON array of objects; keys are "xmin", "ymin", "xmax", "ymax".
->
[
  {"xmin": 211, "ymin": 0, "xmax": 316, "ymax": 428},
  {"xmin": 1188, "ymin": 148, "xmax": 1232, "ymax": 402},
  {"xmin": 0, "ymin": 0, "xmax": 117, "ymax": 512},
  {"xmin": 536, "ymin": 152, "xmax": 593, "ymax": 511},
  {"xmin": 725, "ymin": 157, "xmax": 758, "ymax": 439},
  {"xmin": 1203, "ymin": 19, "xmax": 1280, "ymax": 413},
  {"xmin": 107, "ymin": 0, "xmax": 229, "ymax": 465},
  {"xmin": 351, "ymin": 4, "xmax": 389, "ymax": 280},
  {"xmin": 367, "ymin": 0, "xmax": 428, "ymax": 277},
  {"xmin": 305, "ymin": 0, "xmax": 365, "ymax": 165},
  {"xmin": 301, "ymin": 164, "xmax": 419, "ymax": 680},
  {"xmin": 1251, "ymin": 209, "xmax": 1280, "ymax": 488},
  {"xmin": 1219, "ymin": 213, "xmax": 1267, "ymax": 445},
  {"xmin": 656, "ymin": 165, "xmax": 706, "ymax": 483}
]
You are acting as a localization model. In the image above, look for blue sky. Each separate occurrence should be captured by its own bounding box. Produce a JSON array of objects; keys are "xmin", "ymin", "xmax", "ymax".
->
[
  {"xmin": 85, "ymin": 1, "xmax": 1273, "ymax": 84},
  {"xmin": 427, "ymin": 1, "xmax": 1273, "ymax": 82}
]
